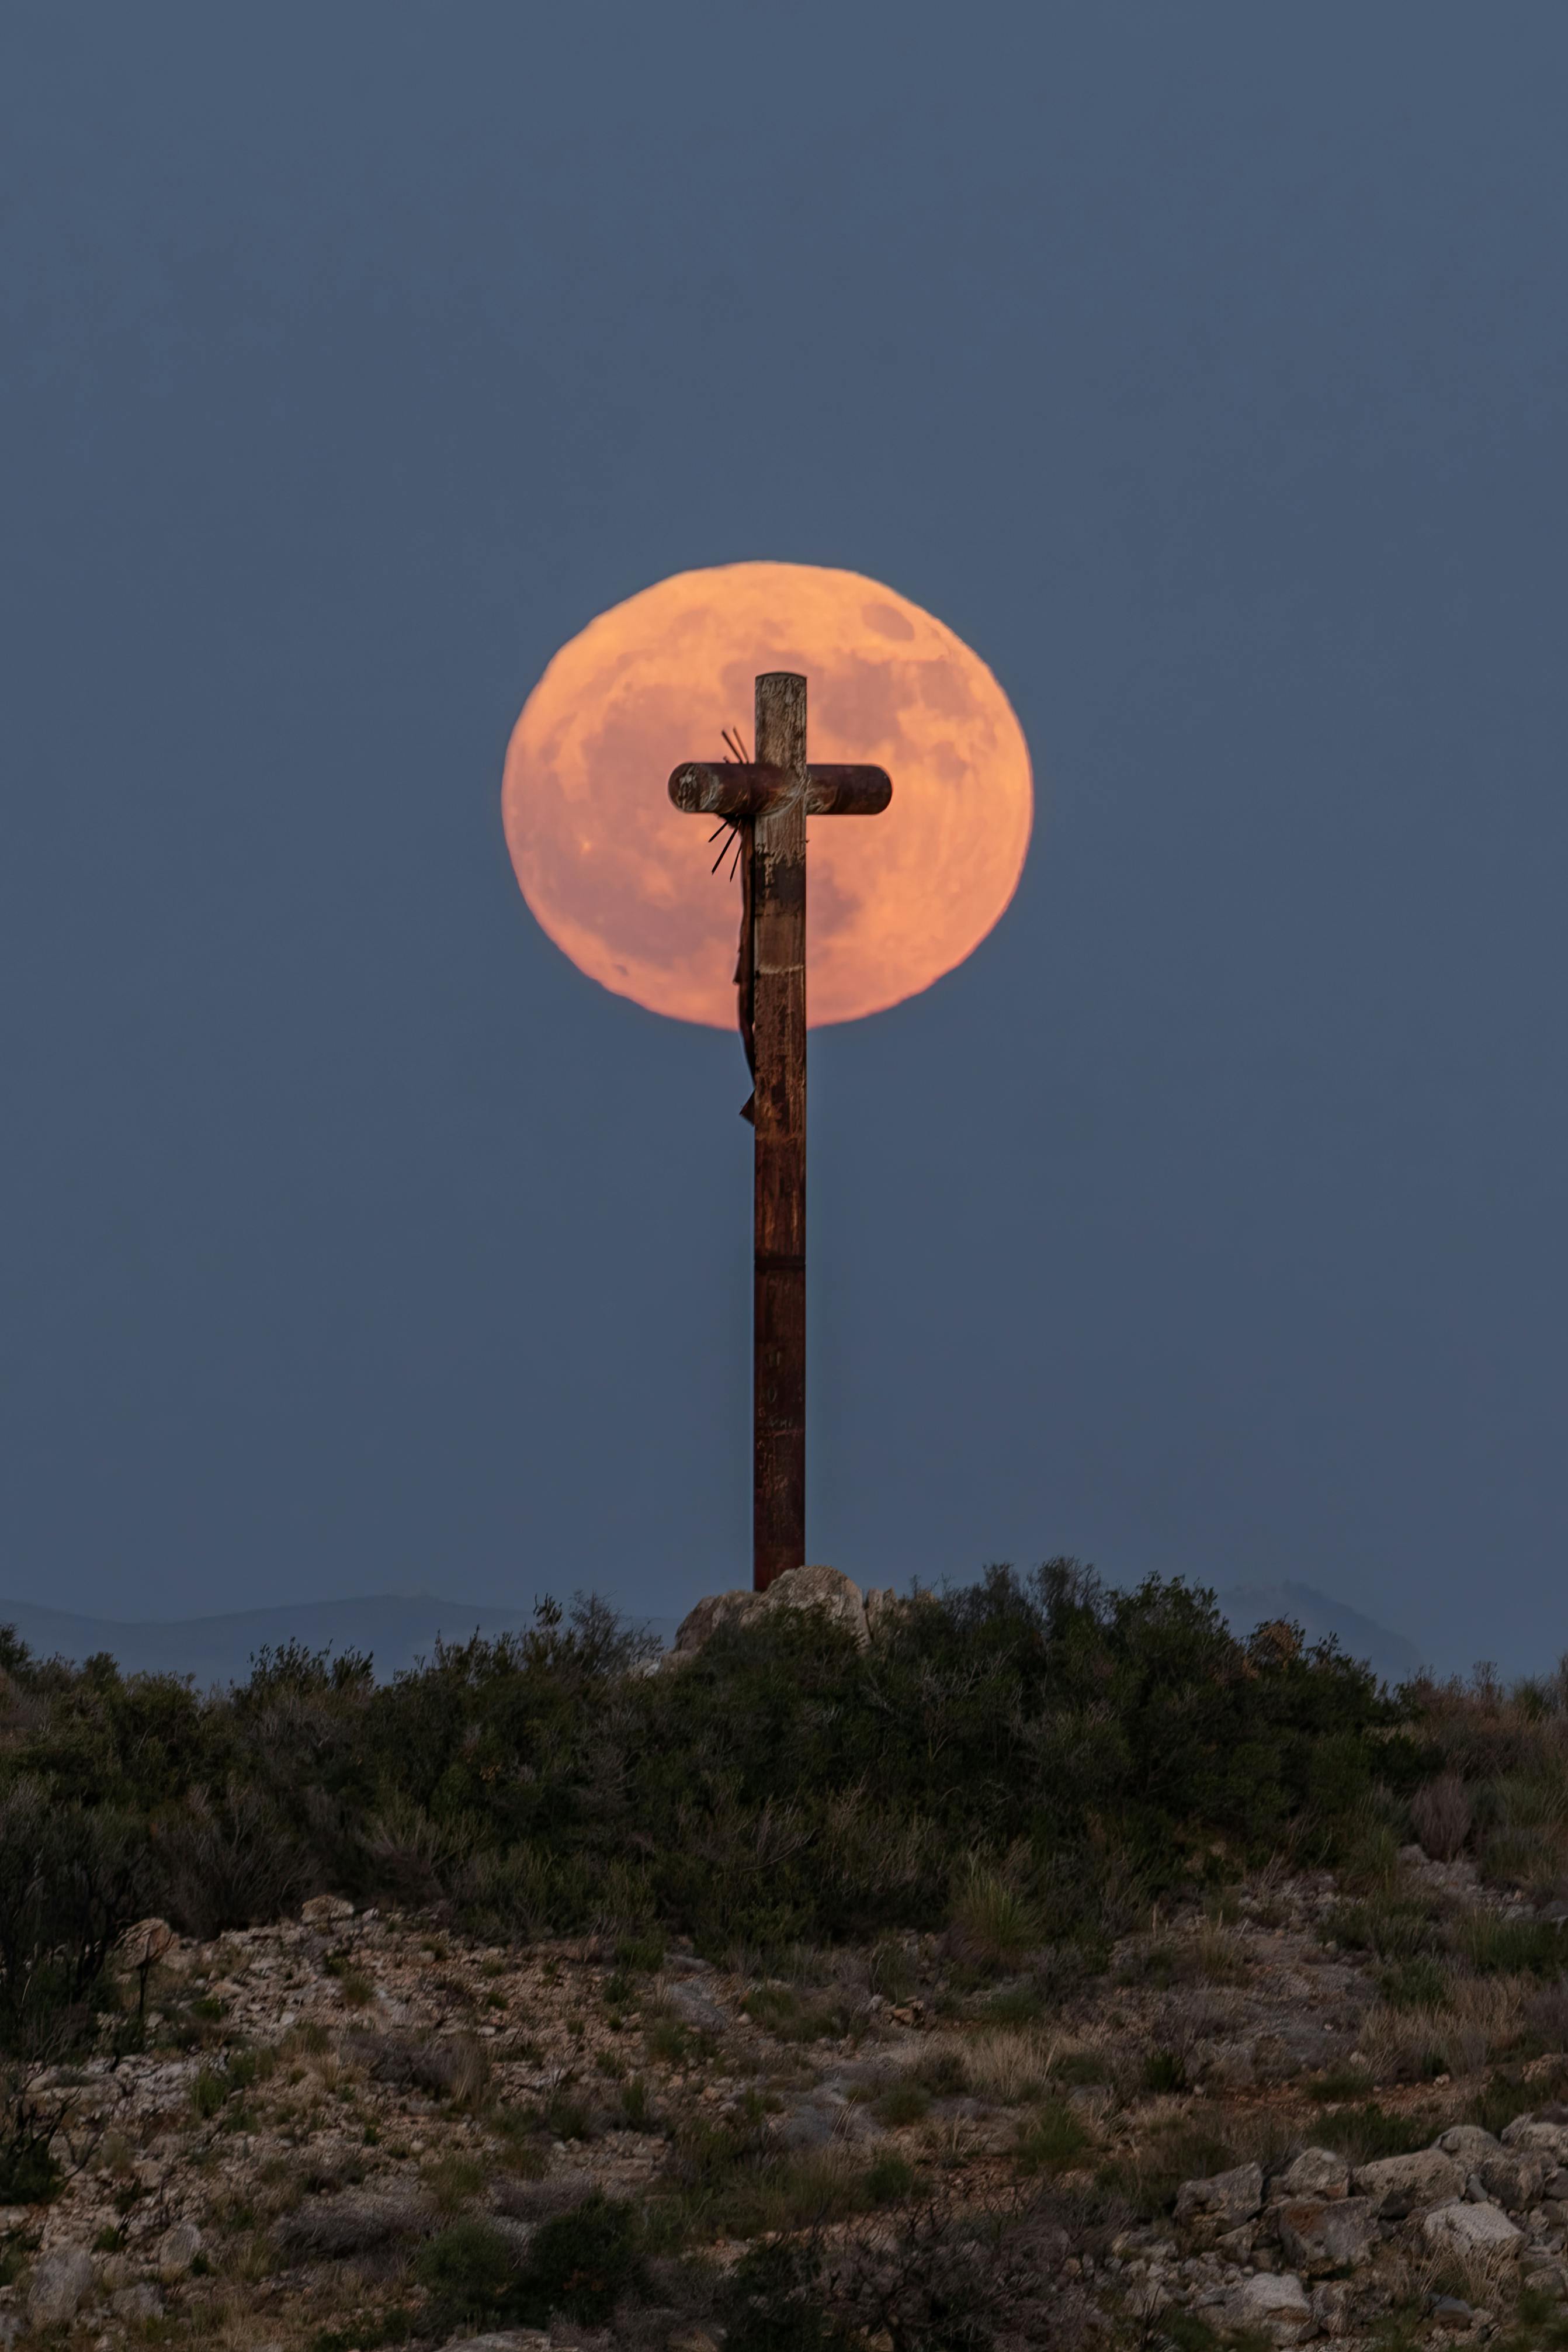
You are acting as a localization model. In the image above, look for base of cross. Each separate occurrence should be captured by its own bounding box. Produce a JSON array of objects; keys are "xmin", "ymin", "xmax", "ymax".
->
[{"xmin": 669, "ymin": 673, "xmax": 891, "ymax": 1589}]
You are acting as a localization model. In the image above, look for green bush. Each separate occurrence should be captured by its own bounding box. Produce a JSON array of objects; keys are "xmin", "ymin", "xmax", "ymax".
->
[
  {"xmin": 511, "ymin": 2191, "xmax": 646, "ymax": 2325},
  {"xmin": 1459, "ymin": 1914, "xmax": 1568, "ymax": 1977},
  {"xmin": 1017, "ymin": 2100, "xmax": 1091, "ymax": 2174},
  {"xmin": 0, "ymin": 1566, "xmax": 1404, "ymax": 1956},
  {"xmin": 1378, "ymin": 1956, "xmax": 1453, "ymax": 2010},
  {"xmin": 865, "ymin": 2151, "xmax": 918, "ymax": 2204},
  {"xmin": 873, "ymin": 2080, "xmax": 931, "ymax": 2128},
  {"xmin": 415, "ymin": 2218, "xmax": 519, "ymax": 2332},
  {"xmin": 720, "ymin": 2237, "xmax": 846, "ymax": 2352},
  {"xmin": 1312, "ymin": 2102, "xmax": 1441, "ymax": 2162}
]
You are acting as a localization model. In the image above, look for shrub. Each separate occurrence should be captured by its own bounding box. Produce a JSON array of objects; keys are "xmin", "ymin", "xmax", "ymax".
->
[
  {"xmin": 1312, "ymin": 2101, "xmax": 1441, "ymax": 2162},
  {"xmin": 415, "ymin": 2218, "xmax": 520, "ymax": 2332},
  {"xmin": 1017, "ymin": 2101, "xmax": 1091, "ymax": 2174},
  {"xmin": 1459, "ymin": 1914, "xmax": 1568, "ymax": 1978},
  {"xmin": 875, "ymin": 2080, "xmax": 931, "ymax": 2128},
  {"xmin": 1142, "ymin": 2046, "xmax": 1189, "ymax": 2095},
  {"xmin": 865, "ymin": 2152, "xmax": 918, "ymax": 2204},
  {"xmin": 0, "ymin": 1569, "xmax": 1409, "ymax": 1963},
  {"xmin": 720, "ymin": 2237, "xmax": 845, "ymax": 2352},
  {"xmin": 511, "ymin": 2191, "xmax": 646, "ymax": 2325},
  {"xmin": 947, "ymin": 1865, "xmax": 1042, "ymax": 1970}
]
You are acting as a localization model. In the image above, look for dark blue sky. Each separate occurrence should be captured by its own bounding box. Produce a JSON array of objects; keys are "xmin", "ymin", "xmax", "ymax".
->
[{"xmin": 2, "ymin": 5, "xmax": 1563, "ymax": 1673}]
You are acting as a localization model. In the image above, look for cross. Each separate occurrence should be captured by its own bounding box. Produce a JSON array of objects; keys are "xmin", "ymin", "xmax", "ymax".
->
[{"xmin": 669, "ymin": 672, "xmax": 891, "ymax": 1591}]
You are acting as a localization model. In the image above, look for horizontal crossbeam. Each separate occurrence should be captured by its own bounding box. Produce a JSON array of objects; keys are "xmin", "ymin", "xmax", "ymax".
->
[{"xmin": 668, "ymin": 761, "xmax": 892, "ymax": 819}]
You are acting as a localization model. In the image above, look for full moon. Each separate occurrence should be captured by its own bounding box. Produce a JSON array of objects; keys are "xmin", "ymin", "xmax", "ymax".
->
[{"xmin": 501, "ymin": 562, "xmax": 1033, "ymax": 1028}]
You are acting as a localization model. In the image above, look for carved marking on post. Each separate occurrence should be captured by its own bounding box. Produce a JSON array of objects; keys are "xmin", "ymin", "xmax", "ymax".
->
[{"xmin": 668, "ymin": 676, "xmax": 893, "ymax": 1590}]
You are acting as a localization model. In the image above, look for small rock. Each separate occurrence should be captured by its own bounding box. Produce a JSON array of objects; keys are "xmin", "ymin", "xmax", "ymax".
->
[
  {"xmin": 27, "ymin": 2244, "xmax": 95, "ymax": 2327},
  {"xmin": 1423, "ymin": 2201, "xmax": 1525, "ymax": 2256},
  {"xmin": 1175, "ymin": 2162, "xmax": 1264, "ymax": 2229},
  {"xmin": 773, "ymin": 2101, "xmax": 839, "ymax": 2152},
  {"xmin": 1275, "ymin": 2146, "xmax": 1351, "ymax": 2199},
  {"xmin": 301, "ymin": 1893, "xmax": 355, "ymax": 1925},
  {"xmin": 667, "ymin": 2333, "xmax": 722, "ymax": 2352},
  {"xmin": 1430, "ymin": 2296, "xmax": 1473, "ymax": 2327},
  {"xmin": 1312, "ymin": 2278, "xmax": 1355, "ymax": 2339},
  {"xmin": 1439, "ymin": 2125, "xmax": 1504, "ymax": 2165},
  {"xmin": 110, "ymin": 2284, "xmax": 165, "ymax": 2321},
  {"xmin": 156, "ymin": 2219, "xmax": 202, "ymax": 2278},
  {"xmin": 440, "ymin": 2335, "xmax": 552, "ymax": 2350},
  {"xmin": 1353, "ymin": 2146, "xmax": 1464, "ymax": 2215},
  {"xmin": 862, "ymin": 1587, "xmax": 902, "ymax": 1640},
  {"xmin": 1225, "ymin": 2269, "xmax": 1313, "ymax": 2344},
  {"xmin": 665, "ymin": 1981, "xmax": 726, "ymax": 2032}
]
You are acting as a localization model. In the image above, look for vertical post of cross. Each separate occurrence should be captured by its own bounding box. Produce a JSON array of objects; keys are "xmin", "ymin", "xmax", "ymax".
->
[
  {"xmin": 750, "ymin": 671, "xmax": 807, "ymax": 1589},
  {"xmin": 667, "ymin": 684, "xmax": 890, "ymax": 1594}
]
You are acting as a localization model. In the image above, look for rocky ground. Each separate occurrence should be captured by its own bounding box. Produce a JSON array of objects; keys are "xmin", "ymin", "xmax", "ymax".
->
[{"xmin": 2, "ymin": 1847, "xmax": 1567, "ymax": 2351}]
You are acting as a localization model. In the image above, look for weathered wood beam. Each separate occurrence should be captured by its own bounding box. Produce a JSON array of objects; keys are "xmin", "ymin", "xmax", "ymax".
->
[
  {"xmin": 750, "ymin": 676, "xmax": 808, "ymax": 1591},
  {"xmin": 668, "ymin": 761, "xmax": 892, "ymax": 819}
]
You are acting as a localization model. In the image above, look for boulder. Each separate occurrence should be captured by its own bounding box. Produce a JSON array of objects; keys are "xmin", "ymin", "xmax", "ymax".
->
[
  {"xmin": 155, "ymin": 2219, "xmax": 202, "ymax": 2279},
  {"xmin": 117, "ymin": 1917, "xmax": 176, "ymax": 1971},
  {"xmin": 1275, "ymin": 2145, "xmax": 1351, "ymax": 2199},
  {"xmin": 1174, "ymin": 2161, "xmax": 1264, "ymax": 2231},
  {"xmin": 26, "ymin": 2244, "xmax": 95, "ymax": 2328},
  {"xmin": 1353, "ymin": 2147, "xmax": 1463, "ymax": 2215},
  {"xmin": 1423, "ymin": 2200, "xmax": 1524, "ymax": 2256},
  {"xmin": 671, "ymin": 1565, "xmax": 870, "ymax": 1658},
  {"xmin": 761, "ymin": 1564, "xmax": 869, "ymax": 1644},
  {"xmin": 670, "ymin": 1589, "xmax": 765, "ymax": 1657},
  {"xmin": 1476, "ymin": 2150, "xmax": 1546, "ymax": 2211},
  {"xmin": 1503, "ymin": 2114, "xmax": 1568, "ymax": 2160},
  {"xmin": 1275, "ymin": 2194, "xmax": 1378, "ymax": 2274},
  {"xmin": 1224, "ymin": 2270, "xmax": 1313, "ymax": 2344}
]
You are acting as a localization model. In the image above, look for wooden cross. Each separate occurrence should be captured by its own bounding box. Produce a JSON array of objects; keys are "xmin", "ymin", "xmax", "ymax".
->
[{"xmin": 669, "ymin": 673, "xmax": 891, "ymax": 1591}]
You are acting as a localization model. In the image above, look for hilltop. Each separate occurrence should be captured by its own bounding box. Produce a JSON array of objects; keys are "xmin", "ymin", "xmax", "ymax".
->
[{"xmin": 0, "ymin": 1562, "xmax": 1563, "ymax": 2351}]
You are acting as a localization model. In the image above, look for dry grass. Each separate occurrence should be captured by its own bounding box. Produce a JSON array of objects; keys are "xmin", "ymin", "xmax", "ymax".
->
[
  {"xmin": 1357, "ymin": 1972, "xmax": 1529, "ymax": 2082},
  {"xmin": 1411, "ymin": 1773, "xmax": 1473, "ymax": 1861},
  {"xmin": 924, "ymin": 2025, "xmax": 1058, "ymax": 2105},
  {"xmin": 1190, "ymin": 1920, "xmax": 1250, "ymax": 1984},
  {"xmin": 1403, "ymin": 2235, "xmax": 1523, "ymax": 2312}
]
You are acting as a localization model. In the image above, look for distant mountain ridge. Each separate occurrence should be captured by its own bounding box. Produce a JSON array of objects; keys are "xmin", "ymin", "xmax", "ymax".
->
[
  {"xmin": 0, "ymin": 1592, "xmax": 681, "ymax": 1689},
  {"xmin": 1214, "ymin": 1579, "xmax": 1423, "ymax": 1686},
  {"xmin": 0, "ymin": 1578, "xmax": 1420, "ymax": 1692}
]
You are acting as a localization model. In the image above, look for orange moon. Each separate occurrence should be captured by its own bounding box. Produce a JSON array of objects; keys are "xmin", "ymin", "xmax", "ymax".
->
[{"xmin": 501, "ymin": 562, "xmax": 1033, "ymax": 1028}]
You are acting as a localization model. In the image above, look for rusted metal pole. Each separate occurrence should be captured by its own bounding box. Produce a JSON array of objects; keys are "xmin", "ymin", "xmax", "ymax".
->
[{"xmin": 750, "ymin": 673, "xmax": 807, "ymax": 1591}]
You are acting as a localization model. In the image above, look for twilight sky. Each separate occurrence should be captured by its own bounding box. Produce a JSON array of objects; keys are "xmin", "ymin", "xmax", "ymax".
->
[{"xmin": 2, "ymin": 5, "xmax": 1564, "ymax": 1674}]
